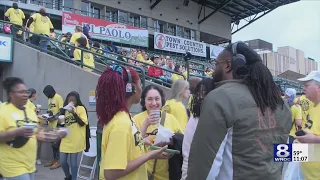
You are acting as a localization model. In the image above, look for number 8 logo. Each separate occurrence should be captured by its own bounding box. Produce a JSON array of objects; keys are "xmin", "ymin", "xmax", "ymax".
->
[{"xmin": 276, "ymin": 144, "xmax": 290, "ymax": 158}]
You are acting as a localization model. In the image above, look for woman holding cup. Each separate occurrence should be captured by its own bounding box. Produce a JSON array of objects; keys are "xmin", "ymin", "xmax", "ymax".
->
[
  {"xmin": 133, "ymin": 85, "xmax": 182, "ymax": 180},
  {"xmin": 59, "ymin": 91, "xmax": 88, "ymax": 180},
  {"xmin": 0, "ymin": 77, "xmax": 38, "ymax": 180}
]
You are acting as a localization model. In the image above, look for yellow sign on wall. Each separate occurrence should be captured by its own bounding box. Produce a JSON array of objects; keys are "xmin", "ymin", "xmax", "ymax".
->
[{"xmin": 89, "ymin": 90, "xmax": 96, "ymax": 106}]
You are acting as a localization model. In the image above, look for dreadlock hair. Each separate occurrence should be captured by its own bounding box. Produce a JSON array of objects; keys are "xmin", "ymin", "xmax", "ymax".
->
[
  {"xmin": 140, "ymin": 85, "xmax": 165, "ymax": 111},
  {"xmin": 190, "ymin": 78, "xmax": 215, "ymax": 118},
  {"xmin": 96, "ymin": 66, "xmax": 140, "ymax": 125},
  {"xmin": 225, "ymin": 42, "xmax": 283, "ymax": 115}
]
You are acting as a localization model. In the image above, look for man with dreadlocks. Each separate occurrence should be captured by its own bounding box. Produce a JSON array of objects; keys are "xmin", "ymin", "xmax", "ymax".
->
[{"xmin": 186, "ymin": 42, "xmax": 292, "ymax": 180}]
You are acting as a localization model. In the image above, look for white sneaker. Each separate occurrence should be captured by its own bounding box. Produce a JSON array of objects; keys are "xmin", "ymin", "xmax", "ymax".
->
[{"xmin": 36, "ymin": 159, "xmax": 41, "ymax": 165}]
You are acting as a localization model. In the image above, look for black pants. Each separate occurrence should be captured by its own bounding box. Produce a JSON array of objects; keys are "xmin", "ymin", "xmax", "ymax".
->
[{"xmin": 52, "ymin": 140, "xmax": 61, "ymax": 160}]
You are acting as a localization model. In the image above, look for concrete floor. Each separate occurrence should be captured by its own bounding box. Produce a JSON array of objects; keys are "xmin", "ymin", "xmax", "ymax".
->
[
  {"xmin": 35, "ymin": 164, "xmax": 65, "ymax": 180},
  {"xmin": 35, "ymin": 161, "xmax": 98, "ymax": 180}
]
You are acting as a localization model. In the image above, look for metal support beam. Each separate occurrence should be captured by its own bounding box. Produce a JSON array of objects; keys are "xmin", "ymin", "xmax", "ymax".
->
[
  {"xmin": 150, "ymin": 0, "xmax": 162, "ymax": 10},
  {"xmin": 231, "ymin": 8, "xmax": 275, "ymax": 34},
  {"xmin": 198, "ymin": 5, "xmax": 204, "ymax": 19},
  {"xmin": 222, "ymin": 4, "xmax": 251, "ymax": 17},
  {"xmin": 198, "ymin": 0, "xmax": 233, "ymax": 24},
  {"xmin": 242, "ymin": 0, "xmax": 267, "ymax": 11},
  {"xmin": 254, "ymin": 0, "xmax": 271, "ymax": 9}
]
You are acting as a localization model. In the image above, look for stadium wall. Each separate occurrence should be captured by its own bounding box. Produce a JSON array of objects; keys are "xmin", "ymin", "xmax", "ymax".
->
[{"xmin": 73, "ymin": 0, "xmax": 232, "ymax": 40}]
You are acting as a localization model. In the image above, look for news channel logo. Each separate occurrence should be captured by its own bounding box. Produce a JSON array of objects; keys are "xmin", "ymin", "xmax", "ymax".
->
[{"xmin": 274, "ymin": 144, "xmax": 292, "ymax": 162}]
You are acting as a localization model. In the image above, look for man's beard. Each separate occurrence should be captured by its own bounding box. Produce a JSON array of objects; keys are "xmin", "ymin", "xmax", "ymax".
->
[{"xmin": 213, "ymin": 70, "xmax": 223, "ymax": 83}]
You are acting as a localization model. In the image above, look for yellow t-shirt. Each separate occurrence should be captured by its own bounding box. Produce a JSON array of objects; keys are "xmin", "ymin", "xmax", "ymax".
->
[
  {"xmin": 26, "ymin": 99, "xmax": 36, "ymax": 112},
  {"xmin": 99, "ymin": 111, "xmax": 147, "ymax": 180},
  {"xmin": 133, "ymin": 111, "xmax": 182, "ymax": 180},
  {"xmin": 70, "ymin": 32, "xmax": 89, "ymax": 48},
  {"xmin": 163, "ymin": 99, "xmax": 188, "ymax": 131},
  {"xmin": 295, "ymin": 95, "xmax": 314, "ymax": 127},
  {"xmin": 60, "ymin": 106, "xmax": 88, "ymax": 153},
  {"xmin": 289, "ymin": 104, "xmax": 302, "ymax": 136},
  {"xmin": 188, "ymin": 95, "xmax": 193, "ymax": 111},
  {"xmin": 183, "ymin": 71, "xmax": 188, "ymax": 79},
  {"xmin": 171, "ymin": 74, "xmax": 184, "ymax": 82},
  {"xmin": 5, "ymin": 8, "xmax": 25, "ymax": 26},
  {"xmin": 300, "ymin": 104, "xmax": 320, "ymax": 180},
  {"xmin": 48, "ymin": 94, "xmax": 64, "ymax": 128},
  {"xmin": 31, "ymin": 13, "xmax": 54, "ymax": 36},
  {"xmin": 74, "ymin": 49, "xmax": 95, "ymax": 72},
  {"xmin": 137, "ymin": 54, "xmax": 146, "ymax": 62},
  {"xmin": 0, "ymin": 103, "xmax": 38, "ymax": 177}
]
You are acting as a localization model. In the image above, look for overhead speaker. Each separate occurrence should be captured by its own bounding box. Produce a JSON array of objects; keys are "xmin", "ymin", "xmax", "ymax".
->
[{"xmin": 183, "ymin": 0, "xmax": 189, "ymax": 6}]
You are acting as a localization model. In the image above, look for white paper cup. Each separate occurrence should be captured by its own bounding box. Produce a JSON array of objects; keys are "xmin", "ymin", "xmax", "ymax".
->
[
  {"xmin": 58, "ymin": 115, "xmax": 65, "ymax": 120},
  {"xmin": 24, "ymin": 123, "xmax": 35, "ymax": 130},
  {"xmin": 150, "ymin": 110, "xmax": 161, "ymax": 118},
  {"xmin": 58, "ymin": 115, "xmax": 65, "ymax": 124},
  {"xmin": 36, "ymin": 104, "xmax": 42, "ymax": 109}
]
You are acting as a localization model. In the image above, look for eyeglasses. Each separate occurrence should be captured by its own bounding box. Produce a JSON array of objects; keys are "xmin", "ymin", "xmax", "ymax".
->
[{"xmin": 12, "ymin": 90, "xmax": 30, "ymax": 94}]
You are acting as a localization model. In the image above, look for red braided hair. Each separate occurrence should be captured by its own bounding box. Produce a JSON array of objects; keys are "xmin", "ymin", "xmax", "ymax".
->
[{"xmin": 96, "ymin": 66, "xmax": 139, "ymax": 125}]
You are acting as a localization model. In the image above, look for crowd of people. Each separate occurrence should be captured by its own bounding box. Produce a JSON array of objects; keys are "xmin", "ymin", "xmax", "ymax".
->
[
  {"xmin": 1, "ymin": 40, "xmax": 320, "ymax": 180},
  {"xmin": 3, "ymin": 3, "xmax": 213, "ymax": 86},
  {"xmin": 2, "ymin": 3, "xmax": 320, "ymax": 180}
]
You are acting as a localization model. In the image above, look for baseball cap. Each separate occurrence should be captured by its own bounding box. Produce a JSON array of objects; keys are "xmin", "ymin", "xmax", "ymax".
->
[
  {"xmin": 297, "ymin": 71, "xmax": 320, "ymax": 83},
  {"xmin": 285, "ymin": 88, "xmax": 296, "ymax": 97}
]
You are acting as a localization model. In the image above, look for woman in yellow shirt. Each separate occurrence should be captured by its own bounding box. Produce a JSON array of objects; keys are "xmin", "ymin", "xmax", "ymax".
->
[
  {"xmin": 59, "ymin": 91, "xmax": 88, "ymax": 180},
  {"xmin": 171, "ymin": 64, "xmax": 185, "ymax": 83},
  {"xmin": 0, "ymin": 77, "xmax": 38, "ymax": 179},
  {"xmin": 133, "ymin": 85, "xmax": 182, "ymax": 180},
  {"xmin": 73, "ymin": 37, "xmax": 95, "ymax": 72},
  {"xmin": 96, "ymin": 65, "xmax": 170, "ymax": 180},
  {"xmin": 163, "ymin": 80, "xmax": 190, "ymax": 131},
  {"xmin": 26, "ymin": 88, "xmax": 43, "ymax": 165}
]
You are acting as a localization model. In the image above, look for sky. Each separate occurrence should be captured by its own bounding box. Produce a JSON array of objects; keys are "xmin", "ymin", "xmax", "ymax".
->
[{"xmin": 232, "ymin": 0, "xmax": 320, "ymax": 63}]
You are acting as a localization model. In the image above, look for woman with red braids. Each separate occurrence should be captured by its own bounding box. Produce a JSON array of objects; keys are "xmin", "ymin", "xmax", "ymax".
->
[{"xmin": 97, "ymin": 65, "xmax": 170, "ymax": 180}]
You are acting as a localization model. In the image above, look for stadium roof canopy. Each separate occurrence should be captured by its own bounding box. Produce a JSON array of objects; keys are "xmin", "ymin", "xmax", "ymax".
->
[{"xmin": 191, "ymin": 0, "xmax": 299, "ymax": 34}]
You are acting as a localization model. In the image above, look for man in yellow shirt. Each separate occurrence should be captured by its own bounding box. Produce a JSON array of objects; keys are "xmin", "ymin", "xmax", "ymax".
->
[
  {"xmin": 26, "ymin": 8, "xmax": 54, "ymax": 52},
  {"xmin": 5, "ymin": 3, "xmax": 25, "ymax": 38},
  {"xmin": 294, "ymin": 71, "xmax": 320, "ymax": 180},
  {"xmin": 42, "ymin": 85, "xmax": 64, "ymax": 170},
  {"xmin": 70, "ymin": 26, "xmax": 89, "ymax": 48},
  {"xmin": 73, "ymin": 37, "xmax": 95, "ymax": 72}
]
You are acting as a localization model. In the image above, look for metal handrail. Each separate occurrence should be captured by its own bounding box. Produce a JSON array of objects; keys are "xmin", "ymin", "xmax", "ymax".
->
[
  {"xmin": 2, "ymin": 2, "xmax": 209, "ymax": 62},
  {"xmin": 0, "ymin": 19, "xmax": 208, "ymax": 86},
  {"xmin": 2, "ymin": 22, "xmax": 147, "ymax": 87}
]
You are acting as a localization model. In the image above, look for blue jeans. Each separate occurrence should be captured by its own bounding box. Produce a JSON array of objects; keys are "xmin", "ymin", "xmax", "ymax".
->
[
  {"xmin": 60, "ymin": 152, "xmax": 79, "ymax": 180},
  {"xmin": 4, "ymin": 173, "xmax": 34, "ymax": 180},
  {"xmin": 30, "ymin": 34, "xmax": 48, "ymax": 52}
]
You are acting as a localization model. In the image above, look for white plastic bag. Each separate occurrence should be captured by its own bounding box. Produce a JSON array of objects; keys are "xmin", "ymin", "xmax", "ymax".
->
[
  {"xmin": 153, "ymin": 125, "xmax": 174, "ymax": 145},
  {"xmin": 283, "ymin": 162, "xmax": 304, "ymax": 180},
  {"xmin": 63, "ymin": 103, "xmax": 75, "ymax": 111}
]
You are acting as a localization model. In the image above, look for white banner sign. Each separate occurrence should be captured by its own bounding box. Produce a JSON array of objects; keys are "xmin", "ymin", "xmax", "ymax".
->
[
  {"xmin": 154, "ymin": 32, "xmax": 206, "ymax": 57},
  {"xmin": 210, "ymin": 45, "xmax": 224, "ymax": 59},
  {"xmin": 0, "ymin": 34, "xmax": 13, "ymax": 62}
]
